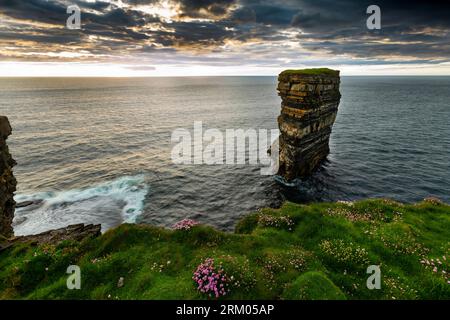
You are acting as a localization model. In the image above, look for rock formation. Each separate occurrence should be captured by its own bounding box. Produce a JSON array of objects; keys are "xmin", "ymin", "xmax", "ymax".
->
[
  {"xmin": 10, "ymin": 223, "xmax": 101, "ymax": 245},
  {"xmin": 0, "ymin": 223, "xmax": 102, "ymax": 251},
  {"xmin": 0, "ymin": 116, "xmax": 17, "ymax": 238},
  {"xmin": 277, "ymin": 68, "xmax": 341, "ymax": 181}
]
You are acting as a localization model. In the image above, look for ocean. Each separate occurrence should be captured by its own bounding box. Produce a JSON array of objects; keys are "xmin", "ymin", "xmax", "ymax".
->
[{"xmin": 1, "ymin": 76, "xmax": 449, "ymax": 236}]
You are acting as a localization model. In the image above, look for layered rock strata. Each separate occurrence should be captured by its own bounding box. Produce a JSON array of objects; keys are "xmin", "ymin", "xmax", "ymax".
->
[
  {"xmin": 0, "ymin": 116, "xmax": 16, "ymax": 238},
  {"xmin": 277, "ymin": 69, "xmax": 341, "ymax": 181}
]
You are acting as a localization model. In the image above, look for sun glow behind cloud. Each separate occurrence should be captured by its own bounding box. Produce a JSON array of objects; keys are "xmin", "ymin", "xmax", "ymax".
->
[{"xmin": 135, "ymin": 1, "xmax": 181, "ymax": 23}]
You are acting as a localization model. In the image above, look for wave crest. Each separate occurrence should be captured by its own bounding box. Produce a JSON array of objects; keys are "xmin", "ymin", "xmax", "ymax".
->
[{"xmin": 13, "ymin": 175, "xmax": 149, "ymax": 236}]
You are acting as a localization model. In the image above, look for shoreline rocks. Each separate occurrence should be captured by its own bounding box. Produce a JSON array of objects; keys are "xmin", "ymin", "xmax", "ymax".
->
[
  {"xmin": 16, "ymin": 200, "xmax": 34, "ymax": 208},
  {"xmin": 276, "ymin": 69, "xmax": 341, "ymax": 181},
  {"xmin": 5, "ymin": 223, "xmax": 101, "ymax": 248},
  {"xmin": 0, "ymin": 116, "xmax": 17, "ymax": 238}
]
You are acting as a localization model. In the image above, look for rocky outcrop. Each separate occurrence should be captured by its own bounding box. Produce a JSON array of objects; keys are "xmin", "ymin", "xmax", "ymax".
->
[
  {"xmin": 277, "ymin": 69, "xmax": 341, "ymax": 181},
  {"xmin": 0, "ymin": 116, "xmax": 17, "ymax": 238},
  {"xmin": 2, "ymin": 224, "xmax": 101, "ymax": 249}
]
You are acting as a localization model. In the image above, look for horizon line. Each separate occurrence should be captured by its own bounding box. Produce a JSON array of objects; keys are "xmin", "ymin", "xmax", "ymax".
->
[{"xmin": 2, "ymin": 74, "xmax": 450, "ymax": 78}]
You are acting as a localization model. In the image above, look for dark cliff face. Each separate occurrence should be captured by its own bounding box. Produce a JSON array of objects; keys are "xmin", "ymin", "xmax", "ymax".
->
[
  {"xmin": 276, "ymin": 69, "xmax": 341, "ymax": 181},
  {"xmin": 0, "ymin": 116, "xmax": 17, "ymax": 238}
]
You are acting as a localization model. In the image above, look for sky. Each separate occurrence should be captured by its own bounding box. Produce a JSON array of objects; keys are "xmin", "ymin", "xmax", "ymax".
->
[{"xmin": 0, "ymin": 0, "xmax": 449, "ymax": 76}]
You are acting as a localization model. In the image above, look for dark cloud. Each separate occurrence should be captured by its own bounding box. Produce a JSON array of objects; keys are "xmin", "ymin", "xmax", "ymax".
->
[
  {"xmin": 253, "ymin": 5, "xmax": 295, "ymax": 25},
  {"xmin": 177, "ymin": 0, "xmax": 236, "ymax": 18},
  {"xmin": 287, "ymin": 0, "xmax": 450, "ymax": 60},
  {"xmin": 230, "ymin": 7, "xmax": 256, "ymax": 23},
  {"xmin": 0, "ymin": 0, "xmax": 67, "ymax": 24},
  {"xmin": 0, "ymin": 0, "xmax": 449, "ymax": 65}
]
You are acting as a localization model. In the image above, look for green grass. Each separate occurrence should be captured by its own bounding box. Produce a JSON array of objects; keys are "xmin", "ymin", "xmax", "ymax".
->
[
  {"xmin": 279, "ymin": 68, "xmax": 339, "ymax": 76},
  {"xmin": 281, "ymin": 271, "xmax": 346, "ymax": 300},
  {"xmin": 0, "ymin": 199, "xmax": 449, "ymax": 300}
]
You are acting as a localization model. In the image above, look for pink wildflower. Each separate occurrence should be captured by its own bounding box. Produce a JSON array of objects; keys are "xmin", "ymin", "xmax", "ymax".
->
[
  {"xmin": 173, "ymin": 219, "xmax": 198, "ymax": 230},
  {"xmin": 192, "ymin": 258, "xmax": 228, "ymax": 298}
]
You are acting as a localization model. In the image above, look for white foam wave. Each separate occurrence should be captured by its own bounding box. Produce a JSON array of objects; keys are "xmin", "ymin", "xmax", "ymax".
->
[{"xmin": 13, "ymin": 175, "xmax": 149, "ymax": 236}]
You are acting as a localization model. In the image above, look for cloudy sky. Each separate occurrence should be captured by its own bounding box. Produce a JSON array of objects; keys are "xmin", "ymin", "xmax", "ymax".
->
[{"xmin": 1, "ymin": 0, "xmax": 449, "ymax": 76}]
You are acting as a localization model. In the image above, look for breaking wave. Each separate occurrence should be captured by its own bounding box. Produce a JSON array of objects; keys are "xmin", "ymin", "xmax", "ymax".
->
[{"xmin": 13, "ymin": 175, "xmax": 149, "ymax": 236}]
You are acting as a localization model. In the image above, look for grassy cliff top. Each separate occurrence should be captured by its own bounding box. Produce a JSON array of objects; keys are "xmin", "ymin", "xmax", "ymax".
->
[
  {"xmin": 280, "ymin": 68, "xmax": 339, "ymax": 76},
  {"xmin": 1, "ymin": 198, "xmax": 449, "ymax": 300}
]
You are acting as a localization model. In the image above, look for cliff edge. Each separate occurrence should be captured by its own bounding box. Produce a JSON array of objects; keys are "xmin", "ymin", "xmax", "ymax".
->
[{"xmin": 0, "ymin": 116, "xmax": 16, "ymax": 238}]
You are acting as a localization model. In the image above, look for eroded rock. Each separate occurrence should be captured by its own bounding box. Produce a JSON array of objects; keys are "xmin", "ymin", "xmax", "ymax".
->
[{"xmin": 276, "ymin": 69, "xmax": 341, "ymax": 181}]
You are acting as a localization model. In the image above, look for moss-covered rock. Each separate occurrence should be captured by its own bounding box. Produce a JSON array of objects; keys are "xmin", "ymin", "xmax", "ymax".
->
[{"xmin": 279, "ymin": 68, "xmax": 339, "ymax": 77}]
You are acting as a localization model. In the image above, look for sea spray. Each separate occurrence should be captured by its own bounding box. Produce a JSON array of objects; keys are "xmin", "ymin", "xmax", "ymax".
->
[{"xmin": 13, "ymin": 175, "xmax": 149, "ymax": 236}]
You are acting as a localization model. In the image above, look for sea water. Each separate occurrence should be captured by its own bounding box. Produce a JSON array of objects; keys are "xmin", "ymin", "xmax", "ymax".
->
[{"xmin": 0, "ymin": 76, "xmax": 449, "ymax": 235}]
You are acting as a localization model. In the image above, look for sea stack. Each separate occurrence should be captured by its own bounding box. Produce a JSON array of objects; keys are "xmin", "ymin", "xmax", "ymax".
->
[
  {"xmin": 277, "ymin": 68, "xmax": 341, "ymax": 181},
  {"xmin": 0, "ymin": 116, "xmax": 17, "ymax": 238}
]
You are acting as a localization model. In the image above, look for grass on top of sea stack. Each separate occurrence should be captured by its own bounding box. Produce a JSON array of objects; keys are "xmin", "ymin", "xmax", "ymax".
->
[
  {"xmin": 0, "ymin": 199, "xmax": 449, "ymax": 300},
  {"xmin": 279, "ymin": 68, "xmax": 339, "ymax": 76}
]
